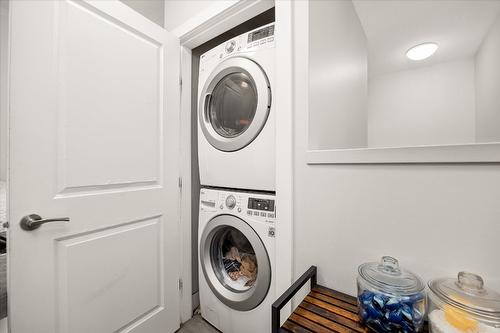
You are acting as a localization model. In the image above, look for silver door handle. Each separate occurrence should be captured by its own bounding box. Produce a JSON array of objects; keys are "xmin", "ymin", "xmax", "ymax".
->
[
  {"xmin": 203, "ymin": 93, "xmax": 211, "ymax": 119},
  {"xmin": 20, "ymin": 214, "xmax": 70, "ymax": 231}
]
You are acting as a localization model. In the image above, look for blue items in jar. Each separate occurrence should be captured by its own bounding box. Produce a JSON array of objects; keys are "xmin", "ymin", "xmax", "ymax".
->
[{"xmin": 357, "ymin": 256, "xmax": 426, "ymax": 333}]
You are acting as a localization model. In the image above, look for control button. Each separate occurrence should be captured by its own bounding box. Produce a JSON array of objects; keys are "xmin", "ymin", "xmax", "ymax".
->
[
  {"xmin": 225, "ymin": 195, "xmax": 236, "ymax": 209},
  {"xmin": 225, "ymin": 40, "xmax": 236, "ymax": 53},
  {"xmin": 247, "ymin": 210, "xmax": 253, "ymax": 215},
  {"xmin": 268, "ymin": 213, "xmax": 275, "ymax": 218},
  {"xmin": 237, "ymin": 207, "xmax": 242, "ymax": 213},
  {"xmin": 219, "ymin": 204, "xmax": 223, "ymax": 210},
  {"xmin": 252, "ymin": 42, "xmax": 259, "ymax": 47},
  {"xmin": 260, "ymin": 40, "xmax": 266, "ymax": 45},
  {"xmin": 268, "ymin": 227, "xmax": 275, "ymax": 238},
  {"xmin": 260, "ymin": 212, "xmax": 266, "ymax": 217},
  {"xmin": 267, "ymin": 37, "xmax": 274, "ymax": 42},
  {"xmin": 253, "ymin": 211, "xmax": 259, "ymax": 216}
]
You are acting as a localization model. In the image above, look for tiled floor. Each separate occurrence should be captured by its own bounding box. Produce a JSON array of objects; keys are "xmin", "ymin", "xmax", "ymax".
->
[{"xmin": 176, "ymin": 315, "xmax": 220, "ymax": 333}]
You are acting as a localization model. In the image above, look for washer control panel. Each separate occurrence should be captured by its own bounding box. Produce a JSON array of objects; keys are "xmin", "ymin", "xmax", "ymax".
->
[
  {"xmin": 248, "ymin": 197, "xmax": 274, "ymax": 211},
  {"xmin": 200, "ymin": 188, "xmax": 276, "ymax": 222},
  {"xmin": 225, "ymin": 195, "xmax": 236, "ymax": 209},
  {"xmin": 247, "ymin": 197, "xmax": 275, "ymax": 218}
]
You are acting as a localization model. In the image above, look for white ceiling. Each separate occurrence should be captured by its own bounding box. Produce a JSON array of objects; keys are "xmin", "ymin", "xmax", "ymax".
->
[{"xmin": 352, "ymin": 0, "xmax": 500, "ymax": 77}]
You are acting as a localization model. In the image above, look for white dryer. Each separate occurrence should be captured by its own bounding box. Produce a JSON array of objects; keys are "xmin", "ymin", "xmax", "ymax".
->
[
  {"xmin": 198, "ymin": 23, "xmax": 275, "ymax": 191},
  {"xmin": 198, "ymin": 187, "xmax": 276, "ymax": 333}
]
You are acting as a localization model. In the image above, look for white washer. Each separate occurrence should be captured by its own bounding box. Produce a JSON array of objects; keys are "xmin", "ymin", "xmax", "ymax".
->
[
  {"xmin": 198, "ymin": 23, "xmax": 275, "ymax": 191},
  {"xmin": 198, "ymin": 187, "xmax": 276, "ymax": 333}
]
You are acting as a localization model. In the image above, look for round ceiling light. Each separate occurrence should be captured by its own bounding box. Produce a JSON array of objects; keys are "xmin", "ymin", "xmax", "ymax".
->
[{"xmin": 406, "ymin": 42, "xmax": 439, "ymax": 61}]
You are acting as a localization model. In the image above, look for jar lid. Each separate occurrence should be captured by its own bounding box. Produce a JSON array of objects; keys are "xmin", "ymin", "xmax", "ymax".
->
[
  {"xmin": 358, "ymin": 256, "xmax": 425, "ymax": 296},
  {"xmin": 429, "ymin": 272, "xmax": 500, "ymax": 325}
]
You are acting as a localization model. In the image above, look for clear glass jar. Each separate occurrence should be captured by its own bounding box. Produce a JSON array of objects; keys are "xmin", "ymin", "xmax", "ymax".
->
[
  {"xmin": 428, "ymin": 272, "xmax": 500, "ymax": 333},
  {"xmin": 357, "ymin": 256, "xmax": 426, "ymax": 333}
]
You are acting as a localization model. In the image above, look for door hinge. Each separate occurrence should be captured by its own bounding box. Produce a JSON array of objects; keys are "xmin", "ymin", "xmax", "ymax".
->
[
  {"xmin": 179, "ymin": 77, "xmax": 182, "ymax": 86},
  {"xmin": 178, "ymin": 278, "xmax": 183, "ymax": 291},
  {"xmin": 178, "ymin": 177, "xmax": 182, "ymax": 188}
]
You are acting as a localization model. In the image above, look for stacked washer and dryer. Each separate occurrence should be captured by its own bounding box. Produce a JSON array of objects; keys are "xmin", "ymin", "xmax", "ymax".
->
[{"xmin": 197, "ymin": 23, "xmax": 276, "ymax": 333}]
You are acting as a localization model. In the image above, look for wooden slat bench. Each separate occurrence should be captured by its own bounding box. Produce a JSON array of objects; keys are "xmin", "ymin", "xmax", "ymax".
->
[{"xmin": 272, "ymin": 266, "xmax": 428, "ymax": 333}]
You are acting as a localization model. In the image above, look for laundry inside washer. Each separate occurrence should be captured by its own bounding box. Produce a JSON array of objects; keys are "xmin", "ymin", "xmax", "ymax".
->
[{"xmin": 213, "ymin": 227, "xmax": 258, "ymax": 289}]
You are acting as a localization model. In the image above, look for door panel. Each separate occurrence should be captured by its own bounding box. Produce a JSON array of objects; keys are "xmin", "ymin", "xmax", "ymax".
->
[
  {"xmin": 56, "ymin": 218, "xmax": 162, "ymax": 333},
  {"xmin": 9, "ymin": 1, "xmax": 180, "ymax": 332},
  {"xmin": 59, "ymin": 1, "xmax": 161, "ymax": 192}
]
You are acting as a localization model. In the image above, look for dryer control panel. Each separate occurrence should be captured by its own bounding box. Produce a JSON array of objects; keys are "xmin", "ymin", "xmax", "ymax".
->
[
  {"xmin": 199, "ymin": 22, "xmax": 275, "ymax": 67},
  {"xmin": 247, "ymin": 25, "xmax": 274, "ymax": 43}
]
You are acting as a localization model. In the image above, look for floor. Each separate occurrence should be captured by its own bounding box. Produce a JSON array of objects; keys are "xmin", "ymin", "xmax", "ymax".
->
[
  {"xmin": 0, "ymin": 314, "xmax": 215, "ymax": 333},
  {"xmin": 176, "ymin": 315, "xmax": 220, "ymax": 333},
  {"xmin": 0, "ymin": 318, "xmax": 6, "ymax": 333}
]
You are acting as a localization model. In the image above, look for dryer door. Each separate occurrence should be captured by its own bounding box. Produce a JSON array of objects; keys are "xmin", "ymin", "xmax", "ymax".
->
[
  {"xmin": 199, "ymin": 57, "xmax": 271, "ymax": 152},
  {"xmin": 200, "ymin": 214, "xmax": 271, "ymax": 311}
]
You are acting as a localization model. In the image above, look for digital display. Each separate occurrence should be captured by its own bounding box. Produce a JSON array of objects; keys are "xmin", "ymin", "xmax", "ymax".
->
[
  {"xmin": 248, "ymin": 198, "xmax": 275, "ymax": 212},
  {"xmin": 247, "ymin": 25, "xmax": 275, "ymax": 43}
]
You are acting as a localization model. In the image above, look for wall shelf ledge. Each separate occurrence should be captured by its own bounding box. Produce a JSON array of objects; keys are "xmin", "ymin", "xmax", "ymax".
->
[{"xmin": 307, "ymin": 143, "xmax": 500, "ymax": 164}]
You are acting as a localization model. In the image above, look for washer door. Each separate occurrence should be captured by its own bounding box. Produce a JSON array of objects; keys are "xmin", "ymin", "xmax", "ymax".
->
[
  {"xmin": 199, "ymin": 57, "xmax": 271, "ymax": 152},
  {"xmin": 200, "ymin": 215, "xmax": 271, "ymax": 311}
]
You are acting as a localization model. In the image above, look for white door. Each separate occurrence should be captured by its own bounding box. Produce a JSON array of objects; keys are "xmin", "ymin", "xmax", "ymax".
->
[{"xmin": 8, "ymin": 1, "xmax": 181, "ymax": 332}]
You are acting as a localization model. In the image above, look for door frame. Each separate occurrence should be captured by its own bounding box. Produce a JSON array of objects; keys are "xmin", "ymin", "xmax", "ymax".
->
[
  {"xmin": 1, "ymin": 0, "xmax": 10, "ymax": 329},
  {"xmin": 173, "ymin": 0, "xmax": 294, "ymax": 323}
]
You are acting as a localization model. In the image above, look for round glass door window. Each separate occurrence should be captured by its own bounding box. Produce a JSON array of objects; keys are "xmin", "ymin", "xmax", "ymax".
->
[
  {"xmin": 209, "ymin": 73, "xmax": 258, "ymax": 138},
  {"xmin": 211, "ymin": 226, "xmax": 258, "ymax": 292},
  {"xmin": 199, "ymin": 57, "xmax": 271, "ymax": 152},
  {"xmin": 199, "ymin": 215, "xmax": 271, "ymax": 311}
]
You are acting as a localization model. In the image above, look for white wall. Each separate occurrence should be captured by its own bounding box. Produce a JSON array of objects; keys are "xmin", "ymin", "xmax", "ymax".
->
[
  {"xmin": 0, "ymin": 1, "xmax": 8, "ymax": 181},
  {"xmin": 368, "ymin": 59, "xmax": 476, "ymax": 148},
  {"xmin": 120, "ymin": 0, "xmax": 231, "ymax": 32},
  {"xmin": 164, "ymin": 0, "xmax": 235, "ymax": 32},
  {"xmin": 308, "ymin": 0, "xmax": 367, "ymax": 150},
  {"xmin": 475, "ymin": 13, "xmax": 500, "ymax": 143},
  {"xmin": 120, "ymin": 0, "xmax": 164, "ymax": 27},
  {"xmin": 294, "ymin": 1, "xmax": 500, "ymax": 298}
]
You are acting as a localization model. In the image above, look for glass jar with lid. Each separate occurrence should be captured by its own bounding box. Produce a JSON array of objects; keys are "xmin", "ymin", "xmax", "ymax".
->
[
  {"xmin": 357, "ymin": 256, "xmax": 426, "ymax": 333},
  {"xmin": 428, "ymin": 272, "xmax": 500, "ymax": 333}
]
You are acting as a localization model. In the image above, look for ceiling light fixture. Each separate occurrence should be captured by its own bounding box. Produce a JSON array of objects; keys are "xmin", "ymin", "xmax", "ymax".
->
[{"xmin": 406, "ymin": 42, "xmax": 438, "ymax": 61}]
